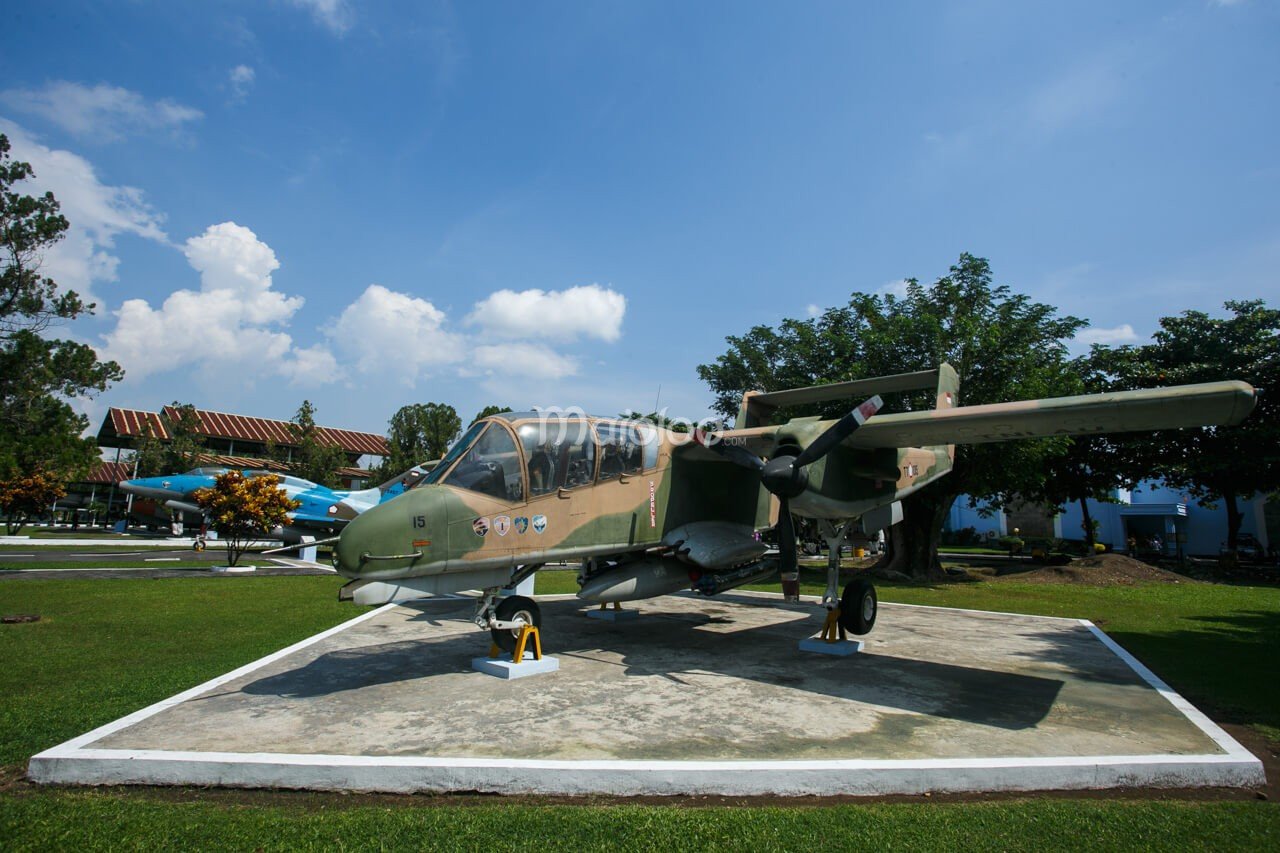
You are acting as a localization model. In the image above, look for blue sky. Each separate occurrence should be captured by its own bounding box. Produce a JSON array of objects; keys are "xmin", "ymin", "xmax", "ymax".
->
[{"xmin": 2, "ymin": 1, "xmax": 1277, "ymax": 442}]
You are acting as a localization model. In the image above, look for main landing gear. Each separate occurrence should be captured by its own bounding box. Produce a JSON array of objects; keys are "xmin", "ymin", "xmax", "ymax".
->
[{"xmin": 838, "ymin": 577, "xmax": 877, "ymax": 635}]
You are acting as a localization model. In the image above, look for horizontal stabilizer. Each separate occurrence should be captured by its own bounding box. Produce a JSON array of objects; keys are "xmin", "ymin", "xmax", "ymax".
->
[
  {"xmin": 737, "ymin": 368, "xmax": 946, "ymax": 428},
  {"xmin": 845, "ymin": 381, "xmax": 1256, "ymax": 449}
]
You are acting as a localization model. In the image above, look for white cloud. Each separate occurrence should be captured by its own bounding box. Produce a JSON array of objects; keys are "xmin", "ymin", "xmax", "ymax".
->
[
  {"xmin": 0, "ymin": 81, "xmax": 201, "ymax": 142},
  {"xmin": 0, "ymin": 121, "xmax": 167, "ymax": 307},
  {"xmin": 876, "ymin": 279, "xmax": 910, "ymax": 299},
  {"xmin": 287, "ymin": 0, "xmax": 353, "ymax": 35},
  {"xmin": 101, "ymin": 222, "xmax": 331, "ymax": 386},
  {"xmin": 1076, "ymin": 324, "xmax": 1139, "ymax": 346},
  {"xmin": 468, "ymin": 284, "xmax": 626, "ymax": 342},
  {"xmin": 805, "ymin": 304, "xmax": 822, "ymax": 318},
  {"xmin": 330, "ymin": 284, "xmax": 465, "ymax": 381},
  {"xmin": 280, "ymin": 343, "xmax": 341, "ymax": 385},
  {"xmin": 229, "ymin": 65, "xmax": 255, "ymax": 100},
  {"xmin": 473, "ymin": 343, "xmax": 578, "ymax": 380}
]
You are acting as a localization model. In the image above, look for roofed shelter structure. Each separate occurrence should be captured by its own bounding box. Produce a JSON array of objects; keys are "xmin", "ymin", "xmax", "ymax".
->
[{"xmin": 95, "ymin": 406, "xmax": 388, "ymax": 491}]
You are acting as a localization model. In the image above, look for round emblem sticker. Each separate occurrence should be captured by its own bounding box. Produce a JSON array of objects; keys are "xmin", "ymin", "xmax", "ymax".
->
[
  {"xmin": 472, "ymin": 517, "xmax": 490, "ymax": 537},
  {"xmin": 493, "ymin": 515, "xmax": 512, "ymax": 536}
]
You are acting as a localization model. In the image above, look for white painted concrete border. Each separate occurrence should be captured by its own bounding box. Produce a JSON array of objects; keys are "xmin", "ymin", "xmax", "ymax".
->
[{"xmin": 28, "ymin": 601, "xmax": 1266, "ymax": 796}]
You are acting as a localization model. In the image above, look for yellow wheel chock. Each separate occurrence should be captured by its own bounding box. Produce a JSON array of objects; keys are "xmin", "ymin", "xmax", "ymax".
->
[
  {"xmin": 489, "ymin": 624, "xmax": 543, "ymax": 662},
  {"xmin": 599, "ymin": 602, "xmax": 623, "ymax": 612},
  {"xmin": 819, "ymin": 607, "xmax": 847, "ymax": 643}
]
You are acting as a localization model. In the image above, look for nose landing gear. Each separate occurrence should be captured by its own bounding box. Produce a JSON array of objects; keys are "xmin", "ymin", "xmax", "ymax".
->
[{"xmin": 474, "ymin": 588, "xmax": 543, "ymax": 653}]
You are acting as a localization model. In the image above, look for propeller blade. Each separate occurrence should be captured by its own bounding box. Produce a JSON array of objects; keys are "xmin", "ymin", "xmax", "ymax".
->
[
  {"xmin": 794, "ymin": 395, "xmax": 884, "ymax": 468},
  {"xmin": 776, "ymin": 496, "xmax": 797, "ymax": 577}
]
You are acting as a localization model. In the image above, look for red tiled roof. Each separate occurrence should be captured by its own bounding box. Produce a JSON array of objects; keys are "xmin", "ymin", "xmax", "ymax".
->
[
  {"xmin": 195, "ymin": 454, "xmax": 291, "ymax": 472},
  {"xmin": 335, "ymin": 466, "xmax": 373, "ymax": 480},
  {"xmin": 84, "ymin": 461, "xmax": 133, "ymax": 484},
  {"xmin": 106, "ymin": 408, "xmax": 169, "ymax": 440},
  {"xmin": 99, "ymin": 406, "xmax": 388, "ymax": 456}
]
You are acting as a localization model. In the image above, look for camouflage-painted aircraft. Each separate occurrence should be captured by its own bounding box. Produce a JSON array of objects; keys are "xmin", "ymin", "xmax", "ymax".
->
[{"xmin": 332, "ymin": 365, "xmax": 1257, "ymax": 652}]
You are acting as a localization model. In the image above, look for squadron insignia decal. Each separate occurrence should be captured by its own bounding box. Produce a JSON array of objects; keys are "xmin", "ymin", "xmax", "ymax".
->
[
  {"xmin": 514, "ymin": 516, "xmax": 529, "ymax": 534},
  {"xmin": 532, "ymin": 514, "xmax": 547, "ymax": 534},
  {"xmin": 494, "ymin": 515, "xmax": 512, "ymax": 536},
  {"xmin": 472, "ymin": 517, "xmax": 490, "ymax": 537}
]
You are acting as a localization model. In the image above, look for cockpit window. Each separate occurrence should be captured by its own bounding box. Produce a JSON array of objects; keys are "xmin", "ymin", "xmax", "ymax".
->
[
  {"xmin": 518, "ymin": 418, "xmax": 595, "ymax": 495},
  {"xmin": 421, "ymin": 421, "xmax": 487, "ymax": 488},
  {"xmin": 595, "ymin": 422, "xmax": 645, "ymax": 481},
  {"xmin": 443, "ymin": 423, "xmax": 524, "ymax": 502}
]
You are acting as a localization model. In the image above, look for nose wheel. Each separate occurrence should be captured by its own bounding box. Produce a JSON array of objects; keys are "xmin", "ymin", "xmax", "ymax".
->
[{"xmin": 489, "ymin": 595, "xmax": 542, "ymax": 653}]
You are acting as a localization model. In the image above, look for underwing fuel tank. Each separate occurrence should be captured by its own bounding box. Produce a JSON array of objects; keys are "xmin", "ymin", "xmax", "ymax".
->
[{"xmin": 577, "ymin": 557, "xmax": 693, "ymax": 603}]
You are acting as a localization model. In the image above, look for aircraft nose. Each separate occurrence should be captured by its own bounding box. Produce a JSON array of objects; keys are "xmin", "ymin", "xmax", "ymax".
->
[{"xmin": 333, "ymin": 488, "xmax": 442, "ymax": 579}]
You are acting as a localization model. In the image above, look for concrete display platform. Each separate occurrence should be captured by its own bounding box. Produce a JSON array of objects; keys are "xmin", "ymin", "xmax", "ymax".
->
[{"xmin": 29, "ymin": 592, "xmax": 1264, "ymax": 796}]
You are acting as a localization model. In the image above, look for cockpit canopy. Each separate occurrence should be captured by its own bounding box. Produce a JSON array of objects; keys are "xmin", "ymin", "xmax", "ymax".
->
[{"xmin": 419, "ymin": 415, "xmax": 660, "ymax": 503}]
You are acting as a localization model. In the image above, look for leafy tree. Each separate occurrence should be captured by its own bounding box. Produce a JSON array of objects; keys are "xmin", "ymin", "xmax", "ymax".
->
[
  {"xmin": 0, "ymin": 134, "xmax": 123, "ymax": 483},
  {"xmin": 1009, "ymin": 354, "xmax": 1136, "ymax": 549},
  {"xmin": 470, "ymin": 405, "xmax": 513, "ymax": 425},
  {"xmin": 1096, "ymin": 300, "xmax": 1280, "ymax": 556},
  {"xmin": 131, "ymin": 403, "xmax": 206, "ymax": 477},
  {"xmin": 374, "ymin": 402, "xmax": 461, "ymax": 479},
  {"xmin": 620, "ymin": 410, "xmax": 693, "ymax": 433},
  {"xmin": 698, "ymin": 253, "xmax": 1086, "ymax": 579},
  {"xmin": 0, "ymin": 468, "xmax": 65, "ymax": 534},
  {"xmin": 287, "ymin": 400, "xmax": 346, "ymax": 487},
  {"xmin": 193, "ymin": 471, "xmax": 300, "ymax": 567}
]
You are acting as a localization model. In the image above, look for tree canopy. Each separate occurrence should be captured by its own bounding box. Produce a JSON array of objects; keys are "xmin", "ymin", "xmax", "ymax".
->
[
  {"xmin": 697, "ymin": 253, "xmax": 1087, "ymax": 578},
  {"xmin": 286, "ymin": 400, "xmax": 346, "ymax": 487},
  {"xmin": 1094, "ymin": 300, "xmax": 1280, "ymax": 553},
  {"xmin": 0, "ymin": 134, "xmax": 123, "ymax": 483},
  {"xmin": 374, "ymin": 402, "xmax": 461, "ymax": 479},
  {"xmin": 470, "ymin": 405, "xmax": 513, "ymax": 425}
]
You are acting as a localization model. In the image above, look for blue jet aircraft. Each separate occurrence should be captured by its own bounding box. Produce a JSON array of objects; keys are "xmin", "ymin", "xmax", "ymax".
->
[{"xmin": 120, "ymin": 463, "xmax": 434, "ymax": 542}]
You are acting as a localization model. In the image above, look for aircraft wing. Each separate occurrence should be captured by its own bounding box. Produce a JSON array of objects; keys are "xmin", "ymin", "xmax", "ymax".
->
[
  {"xmin": 842, "ymin": 380, "xmax": 1256, "ymax": 449},
  {"xmin": 690, "ymin": 380, "xmax": 1255, "ymax": 456}
]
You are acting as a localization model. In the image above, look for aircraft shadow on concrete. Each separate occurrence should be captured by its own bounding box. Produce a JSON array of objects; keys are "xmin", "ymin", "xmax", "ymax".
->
[
  {"xmin": 239, "ymin": 636, "xmax": 477, "ymax": 698},
  {"xmin": 599, "ymin": 607, "xmax": 1064, "ymax": 731},
  {"xmin": 238, "ymin": 598, "xmax": 1063, "ymax": 730}
]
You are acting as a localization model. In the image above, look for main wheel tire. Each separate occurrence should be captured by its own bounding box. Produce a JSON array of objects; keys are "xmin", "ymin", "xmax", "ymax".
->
[
  {"xmin": 490, "ymin": 595, "xmax": 541, "ymax": 654},
  {"xmin": 838, "ymin": 578, "xmax": 877, "ymax": 635}
]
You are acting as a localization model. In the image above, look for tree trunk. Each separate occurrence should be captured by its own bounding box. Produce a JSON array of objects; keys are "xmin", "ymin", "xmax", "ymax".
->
[
  {"xmin": 1223, "ymin": 487, "xmax": 1242, "ymax": 554},
  {"xmin": 1079, "ymin": 498, "xmax": 1095, "ymax": 549},
  {"xmin": 875, "ymin": 490, "xmax": 951, "ymax": 580}
]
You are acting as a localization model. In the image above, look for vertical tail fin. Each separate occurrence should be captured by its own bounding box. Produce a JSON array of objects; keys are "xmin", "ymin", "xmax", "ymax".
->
[{"xmin": 935, "ymin": 363, "xmax": 959, "ymax": 463}]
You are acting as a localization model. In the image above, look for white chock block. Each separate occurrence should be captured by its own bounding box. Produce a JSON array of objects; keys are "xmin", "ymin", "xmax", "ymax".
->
[
  {"xmin": 799, "ymin": 637, "xmax": 864, "ymax": 656},
  {"xmin": 586, "ymin": 608, "xmax": 640, "ymax": 622},
  {"xmin": 471, "ymin": 652, "xmax": 560, "ymax": 679}
]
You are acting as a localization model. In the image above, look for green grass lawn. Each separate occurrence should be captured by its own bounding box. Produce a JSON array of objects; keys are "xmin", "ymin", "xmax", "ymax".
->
[
  {"xmin": 0, "ymin": 544, "xmax": 194, "ymax": 553},
  {"xmin": 0, "ymin": 560, "xmax": 216, "ymax": 571},
  {"xmin": 1, "ymin": 573, "xmax": 1277, "ymax": 849}
]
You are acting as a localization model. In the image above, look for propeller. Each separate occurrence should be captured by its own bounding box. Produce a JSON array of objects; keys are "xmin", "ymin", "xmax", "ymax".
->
[{"xmin": 695, "ymin": 395, "xmax": 883, "ymax": 578}]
